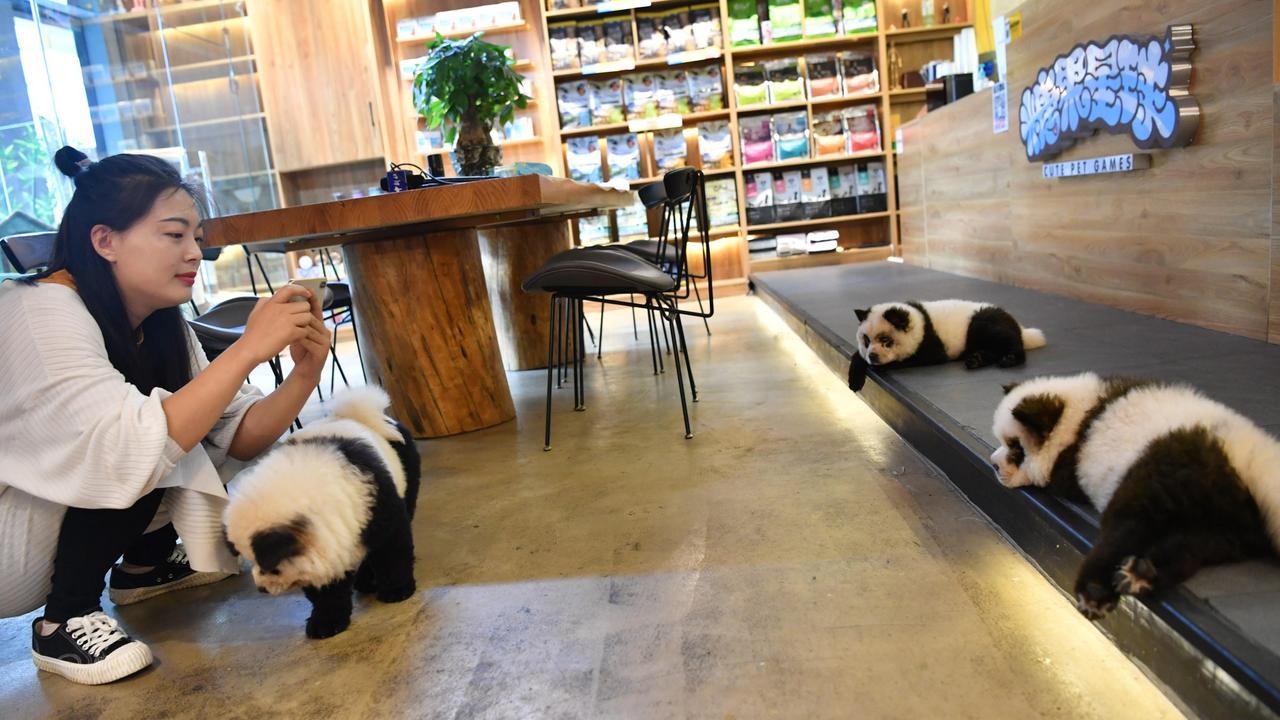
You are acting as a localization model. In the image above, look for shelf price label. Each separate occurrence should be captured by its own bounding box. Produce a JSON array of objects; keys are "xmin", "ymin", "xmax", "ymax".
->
[{"xmin": 595, "ymin": 0, "xmax": 652, "ymax": 13}]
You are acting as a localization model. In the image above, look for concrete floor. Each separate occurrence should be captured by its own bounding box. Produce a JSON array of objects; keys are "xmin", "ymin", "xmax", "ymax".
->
[{"xmin": 0, "ymin": 296, "xmax": 1183, "ymax": 719}]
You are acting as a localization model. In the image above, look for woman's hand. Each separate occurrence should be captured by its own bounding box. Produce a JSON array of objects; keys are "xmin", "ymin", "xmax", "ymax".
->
[
  {"xmin": 235, "ymin": 286, "xmax": 315, "ymax": 364},
  {"xmin": 288, "ymin": 291, "xmax": 331, "ymax": 379}
]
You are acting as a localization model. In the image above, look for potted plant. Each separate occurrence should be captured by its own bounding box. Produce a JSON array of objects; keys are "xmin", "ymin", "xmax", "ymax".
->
[{"xmin": 413, "ymin": 33, "xmax": 531, "ymax": 177}]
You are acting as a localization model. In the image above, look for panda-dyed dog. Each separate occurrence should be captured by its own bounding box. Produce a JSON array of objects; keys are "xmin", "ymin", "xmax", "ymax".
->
[
  {"xmin": 847, "ymin": 300, "xmax": 1047, "ymax": 391},
  {"xmin": 990, "ymin": 373, "xmax": 1280, "ymax": 619},
  {"xmin": 224, "ymin": 386, "xmax": 421, "ymax": 639}
]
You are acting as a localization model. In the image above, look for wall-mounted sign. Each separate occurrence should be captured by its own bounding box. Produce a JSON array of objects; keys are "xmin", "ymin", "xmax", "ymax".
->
[
  {"xmin": 1018, "ymin": 24, "xmax": 1199, "ymax": 162},
  {"xmin": 1042, "ymin": 153, "xmax": 1151, "ymax": 178}
]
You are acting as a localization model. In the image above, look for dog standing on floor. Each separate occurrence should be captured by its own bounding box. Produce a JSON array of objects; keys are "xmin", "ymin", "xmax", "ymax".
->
[
  {"xmin": 990, "ymin": 373, "xmax": 1280, "ymax": 619},
  {"xmin": 847, "ymin": 300, "xmax": 1047, "ymax": 391},
  {"xmin": 224, "ymin": 386, "xmax": 421, "ymax": 638}
]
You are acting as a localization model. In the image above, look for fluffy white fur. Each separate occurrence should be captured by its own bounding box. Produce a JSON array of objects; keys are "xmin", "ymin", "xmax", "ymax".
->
[
  {"xmin": 857, "ymin": 299, "xmax": 1046, "ymax": 364},
  {"xmin": 224, "ymin": 386, "xmax": 405, "ymax": 595},
  {"xmin": 1078, "ymin": 384, "xmax": 1280, "ymax": 546},
  {"xmin": 991, "ymin": 372, "xmax": 1106, "ymax": 489}
]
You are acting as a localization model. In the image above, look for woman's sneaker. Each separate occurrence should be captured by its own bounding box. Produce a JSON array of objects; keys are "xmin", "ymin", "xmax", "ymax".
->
[
  {"xmin": 108, "ymin": 545, "xmax": 232, "ymax": 606},
  {"xmin": 31, "ymin": 611, "xmax": 152, "ymax": 685}
]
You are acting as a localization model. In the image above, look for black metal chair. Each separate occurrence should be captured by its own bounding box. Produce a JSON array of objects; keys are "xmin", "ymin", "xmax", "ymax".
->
[
  {"xmin": 521, "ymin": 168, "xmax": 713, "ymax": 450},
  {"xmin": 0, "ymin": 231, "xmax": 57, "ymax": 274}
]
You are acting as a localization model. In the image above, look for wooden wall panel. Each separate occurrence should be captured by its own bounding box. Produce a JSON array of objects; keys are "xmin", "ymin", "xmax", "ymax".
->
[
  {"xmin": 1272, "ymin": 85, "xmax": 1280, "ymax": 343},
  {"xmin": 897, "ymin": 0, "xmax": 1277, "ymax": 342}
]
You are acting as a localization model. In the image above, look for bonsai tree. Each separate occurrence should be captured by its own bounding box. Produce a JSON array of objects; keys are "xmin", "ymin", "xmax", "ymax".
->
[{"xmin": 413, "ymin": 33, "xmax": 531, "ymax": 177}]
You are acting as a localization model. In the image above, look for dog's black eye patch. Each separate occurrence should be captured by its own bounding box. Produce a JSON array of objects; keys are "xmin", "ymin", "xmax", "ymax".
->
[
  {"xmin": 1006, "ymin": 438, "xmax": 1025, "ymax": 467},
  {"xmin": 860, "ymin": 334, "xmax": 870, "ymax": 348},
  {"xmin": 251, "ymin": 516, "xmax": 309, "ymax": 573}
]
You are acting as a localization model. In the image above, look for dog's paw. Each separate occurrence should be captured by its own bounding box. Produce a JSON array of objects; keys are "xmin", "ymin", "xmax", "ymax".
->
[
  {"xmin": 1074, "ymin": 580, "xmax": 1118, "ymax": 620},
  {"xmin": 376, "ymin": 581, "xmax": 416, "ymax": 604},
  {"xmin": 1113, "ymin": 556, "xmax": 1156, "ymax": 596},
  {"xmin": 997, "ymin": 354, "xmax": 1022, "ymax": 368},
  {"xmin": 964, "ymin": 354, "xmax": 993, "ymax": 369},
  {"xmin": 305, "ymin": 614, "xmax": 350, "ymax": 639}
]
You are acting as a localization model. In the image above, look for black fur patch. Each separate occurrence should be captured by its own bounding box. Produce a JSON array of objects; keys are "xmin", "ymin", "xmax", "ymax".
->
[
  {"xmin": 963, "ymin": 306, "xmax": 1025, "ymax": 368},
  {"xmin": 882, "ymin": 306, "xmax": 911, "ymax": 332},
  {"xmin": 1011, "ymin": 393, "xmax": 1064, "ymax": 444},
  {"xmin": 252, "ymin": 516, "xmax": 309, "ymax": 573},
  {"xmin": 389, "ymin": 420, "xmax": 422, "ymax": 519},
  {"xmin": 854, "ymin": 308, "xmax": 870, "ymax": 322},
  {"xmin": 1047, "ymin": 377, "xmax": 1153, "ymax": 502},
  {"xmin": 847, "ymin": 353, "xmax": 868, "ymax": 391},
  {"xmin": 1002, "ymin": 381, "xmax": 1022, "ymax": 395},
  {"xmin": 1006, "ymin": 438, "xmax": 1025, "ymax": 467},
  {"xmin": 898, "ymin": 302, "xmax": 948, "ymax": 366}
]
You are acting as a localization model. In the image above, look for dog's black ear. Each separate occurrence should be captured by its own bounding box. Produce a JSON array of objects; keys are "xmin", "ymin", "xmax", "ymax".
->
[
  {"xmin": 251, "ymin": 517, "xmax": 309, "ymax": 573},
  {"xmin": 854, "ymin": 308, "xmax": 870, "ymax": 322},
  {"xmin": 222, "ymin": 526, "xmax": 240, "ymax": 557},
  {"xmin": 1001, "ymin": 381, "xmax": 1022, "ymax": 396},
  {"xmin": 882, "ymin": 306, "xmax": 910, "ymax": 332},
  {"xmin": 1011, "ymin": 393, "xmax": 1065, "ymax": 445},
  {"xmin": 848, "ymin": 353, "xmax": 868, "ymax": 391}
]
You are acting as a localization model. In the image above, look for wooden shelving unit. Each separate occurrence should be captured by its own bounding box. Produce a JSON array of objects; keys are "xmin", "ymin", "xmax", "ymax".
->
[
  {"xmin": 532, "ymin": 0, "xmax": 974, "ymax": 282},
  {"xmin": 396, "ymin": 19, "xmax": 529, "ymax": 43}
]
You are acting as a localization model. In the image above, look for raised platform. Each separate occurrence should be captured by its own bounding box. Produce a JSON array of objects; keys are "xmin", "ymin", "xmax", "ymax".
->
[{"xmin": 752, "ymin": 261, "xmax": 1280, "ymax": 720}]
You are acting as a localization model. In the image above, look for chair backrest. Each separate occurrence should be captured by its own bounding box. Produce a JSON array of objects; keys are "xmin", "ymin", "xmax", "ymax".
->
[
  {"xmin": 660, "ymin": 168, "xmax": 713, "ymax": 319},
  {"xmin": 0, "ymin": 231, "xmax": 57, "ymax": 274}
]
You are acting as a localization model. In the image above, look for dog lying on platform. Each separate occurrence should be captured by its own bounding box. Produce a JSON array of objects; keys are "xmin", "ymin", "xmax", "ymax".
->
[
  {"xmin": 847, "ymin": 300, "xmax": 1047, "ymax": 391},
  {"xmin": 223, "ymin": 386, "xmax": 421, "ymax": 639},
  {"xmin": 990, "ymin": 373, "xmax": 1280, "ymax": 619}
]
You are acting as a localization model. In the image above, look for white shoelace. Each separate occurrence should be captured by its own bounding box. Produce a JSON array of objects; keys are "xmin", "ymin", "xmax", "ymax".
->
[
  {"xmin": 65, "ymin": 611, "xmax": 129, "ymax": 658},
  {"xmin": 168, "ymin": 545, "xmax": 188, "ymax": 566}
]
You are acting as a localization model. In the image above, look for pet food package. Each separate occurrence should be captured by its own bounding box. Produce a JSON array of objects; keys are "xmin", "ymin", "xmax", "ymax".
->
[
  {"xmin": 660, "ymin": 8, "xmax": 694, "ymax": 54},
  {"xmin": 839, "ymin": 50, "xmax": 879, "ymax": 95},
  {"xmin": 764, "ymin": 58, "xmax": 804, "ymax": 104},
  {"xmin": 705, "ymin": 178, "xmax": 740, "ymax": 227},
  {"xmin": 745, "ymin": 171, "xmax": 775, "ymax": 225},
  {"xmin": 636, "ymin": 11, "xmax": 667, "ymax": 59},
  {"xmin": 549, "ymin": 0, "xmax": 581, "ymax": 10},
  {"xmin": 615, "ymin": 197, "xmax": 649, "ymax": 240},
  {"xmin": 576, "ymin": 19, "xmax": 607, "ymax": 67},
  {"xmin": 697, "ymin": 120, "xmax": 734, "ymax": 170},
  {"xmin": 806, "ymin": 229, "xmax": 838, "ymax": 252},
  {"xmin": 557, "ymin": 80, "xmax": 592, "ymax": 129},
  {"xmin": 773, "ymin": 170, "xmax": 804, "ymax": 222},
  {"xmin": 548, "ymin": 22, "xmax": 580, "ymax": 71},
  {"xmin": 590, "ymin": 77, "xmax": 625, "ymax": 125},
  {"xmin": 727, "ymin": 0, "xmax": 761, "ymax": 46},
  {"xmin": 748, "ymin": 236, "xmax": 778, "ymax": 260},
  {"xmin": 603, "ymin": 17, "xmax": 635, "ymax": 63},
  {"xmin": 841, "ymin": 0, "xmax": 877, "ymax": 34},
  {"xmin": 801, "ymin": 167, "xmax": 831, "ymax": 219},
  {"xmin": 658, "ymin": 70, "xmax": 692, "ymax": 114},
  {"xmin": 566, "ymin": 136, "xmax": 603, "ymax": 183},
  {"xmin": 811, "ymin": 109, "xmax": 846, "ymax": 157},
  {"xmin": 607, "ymin": 133, "xmax": 642, "ymax": 180},
  {"xmin": 767, "ymin": 0, "xmax": 804, "ymax": 43},
  {"xmin": 624, "ymin": 72, "xmax": 660, "ymax": 118},
  {"xmin": 653, "ymin": 128, "xmax": 688, "ymax": 170},
  {"xmin": 734, "ymin": 62, "xmax": 768, "ymax": 107},
  {"xmin": 775, "ymin": 232, "xmax": 808, "ymax": 256},
  {"xmin": 772, "ymin": 111, "xmax": 809, "ymax": 161},
  {"xmin": 803, "ymin": 0, "xmax": 837, "ymax": 37},
  {"xmin": 844, "ymin": 105, "xmax": 881, "ymax": 152},
  {"xmin": 739, "ymin": 114, "xmax": 775, "ymax": 165},
  {"xmin": 856, "ymin": 160, "xmax": 888, "ymax": 212},
  {"xmin": 831, "ymin": 164, "xmax": 859, "ymax": 215},
  {"xmin": 686, "ymin": 65, "xmax": 725, "ymax": 111},
  {"xmin": 689, "ymin": 3, "xmax": 723, "ymax": 50},
  {"xmin": 805, "ymin": 54, "xmax": 841, "ymax": 98}
]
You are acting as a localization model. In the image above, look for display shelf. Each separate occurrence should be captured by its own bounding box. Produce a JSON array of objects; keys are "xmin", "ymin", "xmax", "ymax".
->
[
  {"xmin": 728, "ymin": 33, "xmax": 878, "ymax": 59},
  {"xmin": 85, "ymin": 0, "xmax": 241, "ymax": 26},
  {"xmin": 735, "ymin": 99, "xmax": 809, "ymax": 114},
  {"xmin": 397, "ymin": 19, "xmax": 528, "ymax": 43},
  {"xmin": 885, "ymin": 22, "xmax": 973, "ymax": 42},
  {"xmin": 809, "ymin": 91, "xmax": 884, "ymax": 108},
  {"xmin": 741, "ymin": 149, "xmax": 885, "ymax": 172},
  {"xmin": 748, "ymin": 243, "xmax": 892, "ymax": 270},
  {"xmin": 888, "ymin": 86, "xmax": 937, "ymax": 99},
  {"xmin": 559, "ymin": 107, "xmax": 730, "ymax": 138},
  {"xmin": 544, "ymin": 0, "xmax": 691, "ymax": 20},
  {"xmin": 420, "ymin": 135, "xmax": 543, "ymax": 157},
  {"xmin": 560, "ymin": 121, "xmax": 628, "ymax": 137},
  {"xmin": 746, "ymin": 211, "xmax": 891, "ymax": 233}
]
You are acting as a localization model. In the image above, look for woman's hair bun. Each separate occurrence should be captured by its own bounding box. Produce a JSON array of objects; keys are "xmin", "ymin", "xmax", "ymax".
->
[{"xmin": 54, "ymin": 146, "xmax": 91, "ymax": 179}]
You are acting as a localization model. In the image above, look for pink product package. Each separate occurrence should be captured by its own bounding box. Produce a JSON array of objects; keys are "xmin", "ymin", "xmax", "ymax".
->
[{"xmin": 739, "ymin": 114, "xmax": 775, "ymax": 164}]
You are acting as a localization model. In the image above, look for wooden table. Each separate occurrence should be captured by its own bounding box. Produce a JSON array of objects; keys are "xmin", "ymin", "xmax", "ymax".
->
[{"xmin": 203, "ymin": 175, "xmax": 634, "ymax": 438}]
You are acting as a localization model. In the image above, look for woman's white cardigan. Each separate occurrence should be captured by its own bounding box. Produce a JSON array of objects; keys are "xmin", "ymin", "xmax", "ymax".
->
[{"xmin": 0, "ymin": 279, "xmax": 261, "ymax": 617}]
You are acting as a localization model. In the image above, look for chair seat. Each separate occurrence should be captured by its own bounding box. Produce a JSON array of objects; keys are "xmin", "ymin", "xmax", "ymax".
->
[
  {"xmin": 187, "ymin": 296, "xmax": 258, "ymax": 353},
  {"xmin": 522, "ymin": 247, "xmax": 676, "ymax": 295},
  {"xmin": 326, "ymin": 281, "xmax": 352, "ymax": 309},
  {"xmin": 619, "ymin": 239, "xmax": 679, "ymax": 265}
]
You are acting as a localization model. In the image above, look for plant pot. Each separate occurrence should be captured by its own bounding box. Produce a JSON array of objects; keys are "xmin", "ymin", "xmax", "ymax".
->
[{"xmin": 451, "ymin": 112, "xmax": 502, "ymax": 177}]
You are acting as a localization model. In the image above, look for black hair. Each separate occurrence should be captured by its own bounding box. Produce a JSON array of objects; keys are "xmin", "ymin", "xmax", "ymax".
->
[{"xmin": 34, "ymin": 146, "xmax": 206, "ymax": 394}]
